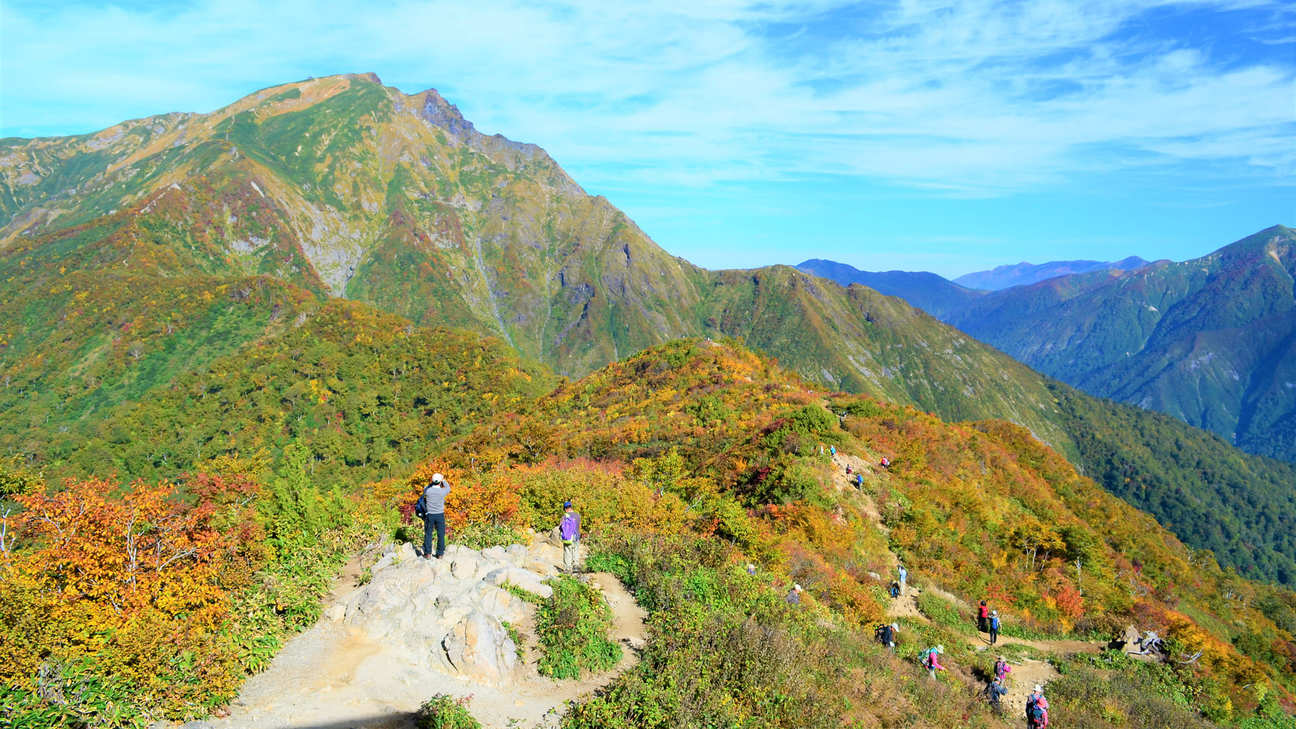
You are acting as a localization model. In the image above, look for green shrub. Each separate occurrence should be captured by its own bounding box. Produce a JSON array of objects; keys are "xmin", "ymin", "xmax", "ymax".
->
[
  {"xmin": 0, "ymin": 658, "xmax": 151, "ymax": 729},
  {"xmin": 536, "ymin": 576, "xmax": 622, "ymax": 679},
  {"xmin": 415, "ymin": 694, "xmax": 481, "ymax": 729},
  {"xmin": 450, "ymin": 522, "xmax": 524, "ymax": 550}
]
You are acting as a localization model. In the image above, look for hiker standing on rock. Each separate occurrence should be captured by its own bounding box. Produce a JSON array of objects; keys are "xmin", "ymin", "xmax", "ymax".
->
[
  {"xmin": 559, "ymin": 500, "xmax": 581, "ymax": 573},
  {"xmin": 415, "ymin": 472, "xmax": 450, "ymax": 560},
  {"xmin": 977, "ymin": 600, "xmax": 990, "ymax": 633}
]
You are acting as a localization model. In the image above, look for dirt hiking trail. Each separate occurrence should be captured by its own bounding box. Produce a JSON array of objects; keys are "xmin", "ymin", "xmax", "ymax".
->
[{"xmin": 828, "ymin": 444, "xmax": 1105, "ymax": 724}]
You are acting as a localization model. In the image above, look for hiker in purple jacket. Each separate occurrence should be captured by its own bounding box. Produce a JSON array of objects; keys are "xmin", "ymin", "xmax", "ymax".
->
[{"xmin": 559, "ymin": 500, "xmax": 581, "ymax": 573}]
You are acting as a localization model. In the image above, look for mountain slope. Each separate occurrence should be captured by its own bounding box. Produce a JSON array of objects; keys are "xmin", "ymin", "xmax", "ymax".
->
[
  {"xmin": 954, "ymin": 255, "xmax": 1150, "ymax": 290},
  {"xmin": 7, "ymin": 338, "xmax": 1294, "ymax": 727},
  {"xmin": 0, "ymin": 73, "xmax": 1073, "ymax": 448},
  {"xmin": 3, "ymin": 74, "xmax": 1294, "ymax": 586},
  {"xmin": 940, "ymin": 226, "xmax": 1296, "ymax": 461}
]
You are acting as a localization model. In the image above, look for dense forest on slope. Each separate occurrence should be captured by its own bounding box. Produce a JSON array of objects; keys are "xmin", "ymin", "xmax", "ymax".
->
[
  {"xmin": 4, "ymin": 339, "xmax": 1294, "ymax": 728},
  {"xmin": 1050, "ymin": 385, "xmax": 1296, "ymax": 584}
]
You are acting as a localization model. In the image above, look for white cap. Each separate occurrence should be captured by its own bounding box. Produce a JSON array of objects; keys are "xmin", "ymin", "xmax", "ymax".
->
[
  {"xmin": 935, "ymin": 645, "xmax": 944, "ymax": 653},
  {"xmin": 793, "ymin": 583, "xmax": 803, "ymax": 592},
  {"xmin": 1034, "ymin": 684, "xmax": 1043, "ymax": 692},
  {"xmin": 432, "ymin": 473, "xmax": 444, "ymax": 484},
  {"xmin": 891, "ymin": 623, "xmax": 899, "ymax": 631}
]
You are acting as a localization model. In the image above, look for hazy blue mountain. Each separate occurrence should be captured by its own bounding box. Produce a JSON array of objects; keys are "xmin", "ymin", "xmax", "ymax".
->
[
  {"xmin": 795, "ymin": 259, "xmax": 982, "ymax": 315},
  {"xmin": 954, "ymin": 256, "xmax": 1150, "ymax": 290}
]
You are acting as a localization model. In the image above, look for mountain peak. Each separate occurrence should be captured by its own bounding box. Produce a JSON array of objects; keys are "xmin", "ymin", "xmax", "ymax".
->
[{"xmin": 415, "ymin": 87, "xmax": 477, "ymax": 141}]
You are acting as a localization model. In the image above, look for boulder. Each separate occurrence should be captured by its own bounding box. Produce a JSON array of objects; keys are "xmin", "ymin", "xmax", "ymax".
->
[
  {"xmin": 441, "ymin": 612, "xmax": 519, "ymax": 682},
  {"xmin": 397, "ymin": 542, "xmax": 418, "ymax": 563},
  {"xmin": 451, "ymin": 556, "xmax": 481, "ymax": 581}
]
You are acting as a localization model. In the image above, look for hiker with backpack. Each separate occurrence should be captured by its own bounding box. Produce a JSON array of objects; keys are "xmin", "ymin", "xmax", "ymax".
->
[
  {"xmin": 985, "ymin": 676, "xmax": 1007, "ymax": 714},
  {"xmin": 874, "ymin": 622, "xmax": 899, "ymax": 651},
  {"xmin": 414, "ymin": 472, "xmax": 451, "ymax": 560},
  {"xmin": 1026, "ymin": 685, "xmax": 1049, "ymax": 728},
  {"xmin": 889, "ymin": 580, "xmax": 901, "ymax": 598},
  {"xmin": 977, "ymin": 600, "xmax": 990, "ymax": 633},
  {"xmin": 921, "ymin": 645, "xmax": 945, "ymax": 679},
  {"xmin": 993, "ymin": 656, "xmax": 1011, "ymax": 683},
  {"xmin": 559, "ymin": 500, "xmax": 581, "ymax": 573},
  {"xmin": 988, "ymin": 609, "xmax": 1001, "ymax": 644},
  {"xmin": 897, "ymin": 564, "xmax": 907, "ymax": 594}
]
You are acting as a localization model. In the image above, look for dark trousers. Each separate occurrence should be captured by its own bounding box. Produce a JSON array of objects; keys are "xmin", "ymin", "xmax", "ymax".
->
[
  {"xmin": 989, "ymin": 627, "xmax": 999, "ymax": 644},
  {"xmin": 423, "ymin": 513, "xmax": 446, "ymax": 558},
  {"xmin": 978, "ymin": 616, "xmax": 988, "ymax": 632}
]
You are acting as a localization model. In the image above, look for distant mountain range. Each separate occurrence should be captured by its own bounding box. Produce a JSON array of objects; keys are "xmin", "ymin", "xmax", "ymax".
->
[
  {"xmin": 799, "ymin": 226, "xmax": 1296, "ymax": 463},
  {"xmin": 3, "ymin": 73, "xmax": 1294, "ymax": 583},
  {"xmin": 954, "ymin": 256, "xmax": 1151, "ymax": 290}
]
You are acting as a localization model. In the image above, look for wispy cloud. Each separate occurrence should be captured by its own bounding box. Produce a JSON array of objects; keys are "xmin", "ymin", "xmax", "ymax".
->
[{"xmin": 1, "ymin": 0, "xmax": 1292, "ymax": 196}]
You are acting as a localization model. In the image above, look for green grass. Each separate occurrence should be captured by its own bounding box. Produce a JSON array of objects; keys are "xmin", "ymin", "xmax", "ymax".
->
[
  {"xmin": 535, "ymin": 575, "xmax": 622, "ymax": 680},
  {"xmin": 917, "ymin": 591, "xmax": 975, "ymax": 635}
]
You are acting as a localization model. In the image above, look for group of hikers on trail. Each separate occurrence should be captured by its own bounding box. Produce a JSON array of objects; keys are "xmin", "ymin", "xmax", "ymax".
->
[
  {"xmin": 412, "ymin": 472, "xmax": 581, "ymax": 572},
  {"xmin": 411, "ymin": 470, "xmax": 1051, "ymax": 723}
]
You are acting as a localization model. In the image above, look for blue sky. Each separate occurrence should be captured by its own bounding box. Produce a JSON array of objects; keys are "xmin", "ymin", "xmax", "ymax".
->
[{"xmin": 2, "ymin": 0, "xmax": 1293, "ymax": 276}]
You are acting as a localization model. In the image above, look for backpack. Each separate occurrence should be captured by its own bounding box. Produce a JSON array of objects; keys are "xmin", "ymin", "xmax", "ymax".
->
[
  {"xmin": 414, "ymin": 491, "xmax": 427, "ymax": 518},
  {"xmin": 921, "ymin": 648, "xmax": 935, "ymax": 668},
  {"xmin": 1031, "ymin": 703, "xmax": 1046, "ymax": 721}
]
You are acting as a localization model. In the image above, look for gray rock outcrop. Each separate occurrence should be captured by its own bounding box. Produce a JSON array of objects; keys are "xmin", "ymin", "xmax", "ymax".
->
[{"xmin": 335, "ymin": 542, "xmax": 560, "ymax": 681}]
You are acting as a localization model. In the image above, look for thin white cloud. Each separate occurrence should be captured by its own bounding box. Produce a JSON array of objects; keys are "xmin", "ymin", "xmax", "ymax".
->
[{"xmin": 0, "ymin": 0, "xmax": 1292, "ymax": 195}]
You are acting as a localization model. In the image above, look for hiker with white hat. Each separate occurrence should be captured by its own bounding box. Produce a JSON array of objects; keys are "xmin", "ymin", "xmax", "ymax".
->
[
  {"xmin": 1026, "ymin": 684, "xmax": 1050, "ymax": 727},
  {"xmin": 786, "ymin": 583, "xmax": 804, "ymax": 605}
]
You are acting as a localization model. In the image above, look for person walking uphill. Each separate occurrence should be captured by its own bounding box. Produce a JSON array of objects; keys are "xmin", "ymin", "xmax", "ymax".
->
[
  {"xmin": 988, "ymin": 610, "xmax": 1001, "ymax": 645},
  {"xmin": 921, "ymin": 645, "xmax": 945, "ymax": 679},
  {"xmin": 1026, "ymin": 685, "xmax": 1050, "ymax": 728},
  {"xmin": 977, "ymin": 600, "xmax": 990, "ymax": 633},
  {"xmin": 414, "ymin": 472, "xmax": 451, "ymax": 560},
  {"xmin": 559, "ymin": 500, "xmax": 581, "ymax": 573}
]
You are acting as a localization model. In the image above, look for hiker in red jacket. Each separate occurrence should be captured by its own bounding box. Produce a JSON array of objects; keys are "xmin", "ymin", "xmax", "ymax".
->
[{"xmin": 978, "ymin": 600, "xmax": 990, "ymax": 632}]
